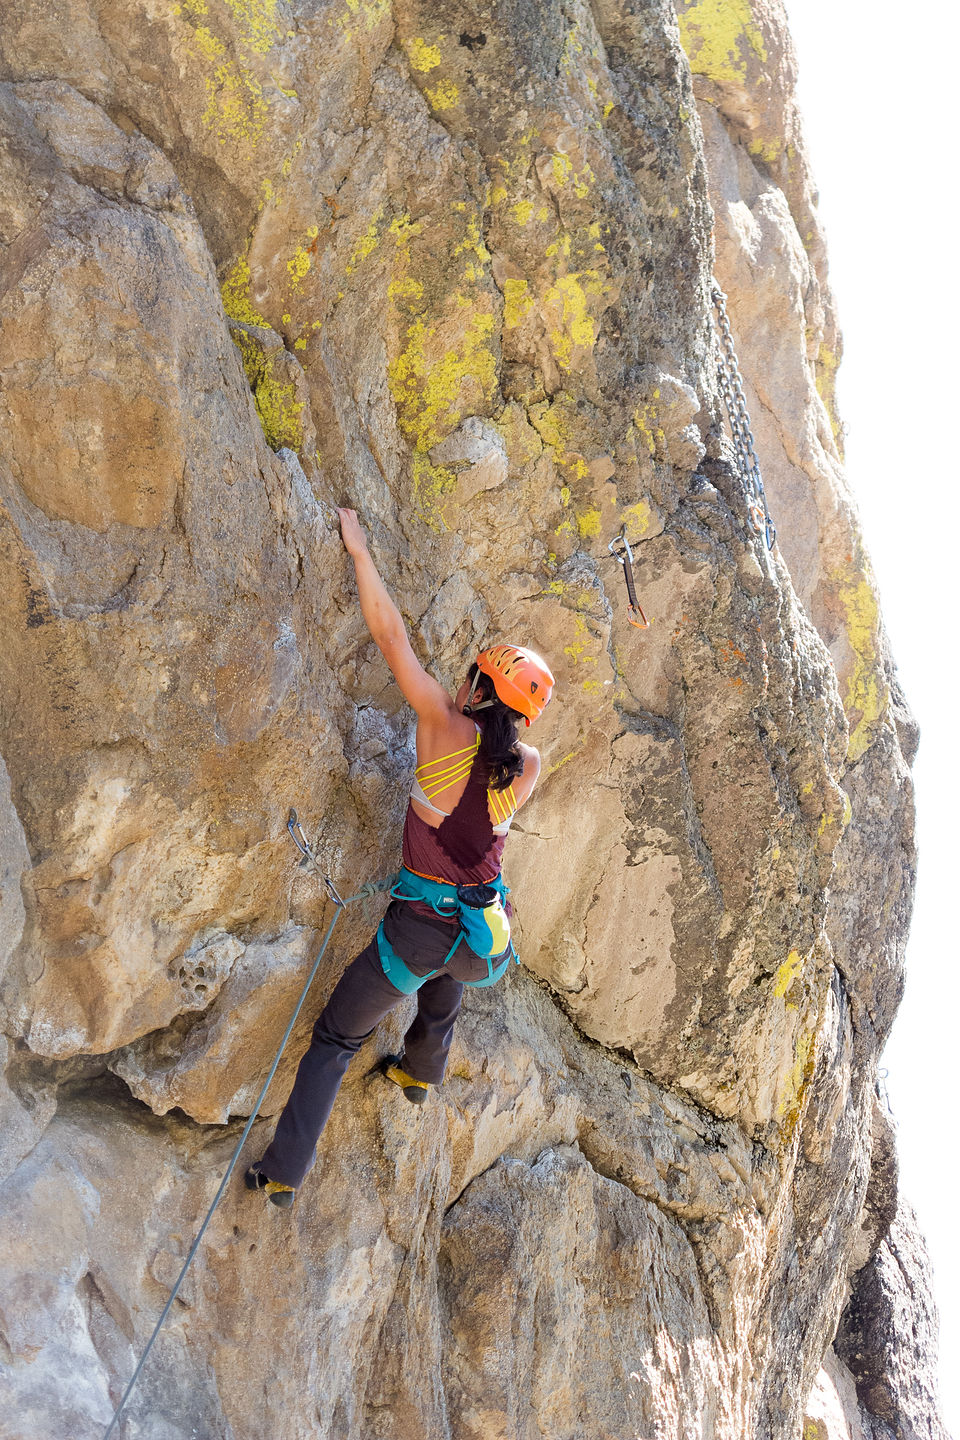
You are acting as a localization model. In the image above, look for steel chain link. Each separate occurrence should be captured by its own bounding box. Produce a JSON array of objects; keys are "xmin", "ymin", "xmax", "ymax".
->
[{"xmin": 711, "ymin": 285, "xmax": 777, "ymax": 551}]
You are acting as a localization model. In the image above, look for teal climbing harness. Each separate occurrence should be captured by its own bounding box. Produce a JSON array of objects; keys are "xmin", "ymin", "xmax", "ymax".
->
[
  {"xmin": 101, "ymin": 811, "xmax": 396, "ymax": 1439},
  {"xmin": 377, "ymin": 865, "xmax": 517, "ymax": 994},
  {"xmin": 711, "ymin": 283, "xmax": 777, "ymax": 551}
]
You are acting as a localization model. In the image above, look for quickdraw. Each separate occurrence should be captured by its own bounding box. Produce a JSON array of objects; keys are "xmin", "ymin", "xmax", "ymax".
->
[
  {"xmin": 287, "ymin": 808, "xmax": 345, "ymax": 908},
  {"xmin": 608, "ymin": 525, "xmax": 650, "ymax": 630},
  {"xmin": 711, "ymin": 284, "xmax": 777, "ymax": 551}
]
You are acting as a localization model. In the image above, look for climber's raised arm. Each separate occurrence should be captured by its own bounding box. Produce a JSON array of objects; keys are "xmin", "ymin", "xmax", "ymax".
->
[{"xmin": 337, "ymin": 507, "xmax": 453, "ymax": 724}]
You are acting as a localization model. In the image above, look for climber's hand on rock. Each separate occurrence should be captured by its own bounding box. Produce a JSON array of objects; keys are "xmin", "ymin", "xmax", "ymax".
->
[{"xmin": 337, "ymin": 507, "xmax": 368, "ymax": 558}]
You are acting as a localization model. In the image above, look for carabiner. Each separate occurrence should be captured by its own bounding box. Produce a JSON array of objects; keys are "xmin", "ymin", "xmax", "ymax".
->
[{"xmin": 287, "ymin": 808, "xmax": 312, "ymax": 860}]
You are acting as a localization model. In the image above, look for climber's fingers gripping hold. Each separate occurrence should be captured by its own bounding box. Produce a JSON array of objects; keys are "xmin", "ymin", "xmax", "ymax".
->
[{"xmin": 337, "ymin": 506, "xmax": 368, "ymax": 559}]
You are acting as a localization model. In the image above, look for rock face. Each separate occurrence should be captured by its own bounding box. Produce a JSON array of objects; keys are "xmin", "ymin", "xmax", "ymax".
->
[{"xmin": 0, "ymin": 2, "xmax": 946, "ymax": 1438}]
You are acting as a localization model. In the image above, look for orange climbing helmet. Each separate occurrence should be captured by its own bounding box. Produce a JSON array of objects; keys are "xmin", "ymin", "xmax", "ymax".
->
[{"xmin": 468, "ymin": 644, "xmax": 555, "ymax": 726}]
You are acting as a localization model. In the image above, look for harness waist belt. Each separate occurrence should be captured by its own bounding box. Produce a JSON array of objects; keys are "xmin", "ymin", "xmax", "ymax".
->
[{"xmin": 376, "ymin": 866, "xmax": 518, "ymax": 994}]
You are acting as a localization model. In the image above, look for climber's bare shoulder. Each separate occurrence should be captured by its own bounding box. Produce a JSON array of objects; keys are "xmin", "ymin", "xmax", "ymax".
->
[{"xmin": 512, "ymin": 744, "xmax": 541, "ymax": 807}]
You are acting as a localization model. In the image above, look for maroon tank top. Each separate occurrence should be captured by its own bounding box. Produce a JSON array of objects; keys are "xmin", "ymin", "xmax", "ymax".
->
[{"xmin": 401, "ymin": 751, "xmax": 507, "ymax": 921}]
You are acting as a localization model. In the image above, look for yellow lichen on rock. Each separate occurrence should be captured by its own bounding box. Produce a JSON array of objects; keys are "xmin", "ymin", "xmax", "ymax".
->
[
  {"xmin": 232, "ymin": 327, "xmax": 304, "ymax": 451},
  {"xmin": 550, "ymin": 151, "xmax": 594, "ymax": 199},
  {"xmin": 835, "ymin": 568, "xmax": 889, "ymax": 763},
  {"xmin": 388, "ymin": 309, "xmax": 498, "ymax": 453},
  {"xmin": 220, "ymin": 0, "xmax": 285, "ymax": 54},
  {"xmin": 386, "ymin": 204, "xmax": 499, "ymax": 475},
  {"xmin": 621, "ymin": 500, "xmax": 653, "ymax": 535},
  {"xmin": 222, "ymin": 253, "xmax": 270, "ymax": 326},
  {"xmin": 777, "ymin": 1029, "xmax": 816, "ymax": 1140},
  {"xmin": 252, "ymin": 363, "xmax": 304, "ymax": 449},
  {"xmin": 773, "ymin": 948, "xmax": 805, "ymax": 1001},
  {"xmin": 815, "ymin": 342, "xmax": 843, "ymax": 454},
  {"xmin": 633, "ymin": 397, "xmax": 667, "ymax": 459},
  {"xmin": 676, "ymin": 0, "xmax": 767, "ymax": 85},
  {"xmin": 287, "ymin": 232, "xmax": 317, "ymax": 287},
  {"xmin": 503, "ymin": 277, "xmax": 533, "ymax": 330},
  {"xmin": 338, "ymin": 0, "xmax": 390, "ymax": 34},
  {"xmin": 544, "ymin": 270, "xmax": 605, "ymax": 370},
  {"xmin": 405, "ymin": 36, "xmax": 443, "ymax": 72},
  {"xmin": 410, "ymin": 451, "xmax": 458, "ymax": 530},
  {"xmin": 346, "ymin": 207, "xmax": 384, "ymax": 275},
  {"xmin": 186, "ymin": 21, "xmax": 269, "ymax": 145},
  {"xmin": 424, "ymin": 80, "xmax": 460, "ymax": 111}
]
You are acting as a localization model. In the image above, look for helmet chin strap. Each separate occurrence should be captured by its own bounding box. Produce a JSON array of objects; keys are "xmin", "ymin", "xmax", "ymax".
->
[{"xmin": 463, "ymin": 672, "xmax": 496, "ymax": 715}]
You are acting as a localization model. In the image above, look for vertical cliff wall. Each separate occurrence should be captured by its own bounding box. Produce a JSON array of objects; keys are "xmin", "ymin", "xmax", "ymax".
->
[{"xmin": 0, "ymin": 1, "xmax": 941, "ymax": 1436}]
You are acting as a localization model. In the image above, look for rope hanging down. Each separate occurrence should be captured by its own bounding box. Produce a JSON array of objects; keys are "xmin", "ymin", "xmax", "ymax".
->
[
  {"xmin": 102, "ymin": 812, "xmax": 396, "ymax": 1440},
  {"xmin": 711, "ymin": 284, "xmax": 777, "ymax": 551}
]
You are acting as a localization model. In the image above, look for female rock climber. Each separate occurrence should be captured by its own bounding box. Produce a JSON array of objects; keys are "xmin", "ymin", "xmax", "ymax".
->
[{"xmin": 246, "ymin": 508, "xmax": 554, "ymax": 1207}]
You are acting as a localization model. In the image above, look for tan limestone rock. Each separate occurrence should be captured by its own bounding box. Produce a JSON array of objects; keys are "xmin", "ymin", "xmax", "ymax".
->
[{"xmin": 0, "ymin": 0, "xmax": 938, "ymax": 1435}]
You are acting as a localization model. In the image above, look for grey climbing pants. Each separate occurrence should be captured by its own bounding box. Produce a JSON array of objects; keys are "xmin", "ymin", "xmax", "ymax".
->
[{"xmin": 260, "ymin": 901, "xmax": 488, "ymax": 1189}]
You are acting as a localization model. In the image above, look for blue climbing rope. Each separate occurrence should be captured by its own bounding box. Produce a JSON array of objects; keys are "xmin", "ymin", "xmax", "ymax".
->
[{"xmin": 102, "ymin": 813, "xmax": 396, "ymax": 1439}]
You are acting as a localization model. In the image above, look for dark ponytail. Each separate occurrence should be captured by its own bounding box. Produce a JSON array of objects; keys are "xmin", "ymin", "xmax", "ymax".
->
[{"xmin": 465, "ymin": 663, "xmax": 524, "ymax": 791}]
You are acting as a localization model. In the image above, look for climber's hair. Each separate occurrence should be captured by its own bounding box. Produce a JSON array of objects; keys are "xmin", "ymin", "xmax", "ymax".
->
[{"xmin": 466, "ymin": 663, "xmax": 524, "ymax": 791}]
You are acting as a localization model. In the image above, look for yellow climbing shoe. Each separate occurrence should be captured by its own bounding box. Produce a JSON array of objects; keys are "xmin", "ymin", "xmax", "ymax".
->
[
  {"xmin": 245, "ymin": 1161, "xmax": 296, "ymax": 1208},
  {"xmin": 380, "ymin": 1054, "xmax": 430, "ymax": 1105}
]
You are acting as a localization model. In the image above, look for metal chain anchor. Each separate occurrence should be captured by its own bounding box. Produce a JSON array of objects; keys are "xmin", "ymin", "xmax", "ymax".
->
[{"xmin": 711, "ymin": 284, "xmax": 777, "ymax": 551}]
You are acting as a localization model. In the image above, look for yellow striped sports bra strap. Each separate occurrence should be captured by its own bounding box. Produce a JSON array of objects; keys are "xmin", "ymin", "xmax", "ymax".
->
[
  {"xmin": 414, "ymin": 732, "xmax": 481, "ymax": 802},
  {"xmin": 415, "ymin": 733, "xmax": 481, "ymax": 776},
  {"xmin": 488, "ymin": 782, "xmax": 518, "ymax": 824},
  {"xmin": 418, "ymin": 763, "xmax": 475, "ymax": 801},
  {"xmin": 416, "ymin": 754, "xmax": 475, "ymax": 788}
]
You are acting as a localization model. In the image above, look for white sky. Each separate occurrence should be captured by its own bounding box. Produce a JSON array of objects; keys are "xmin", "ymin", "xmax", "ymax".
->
[{"xmin": 782, "ymin": 1, "xmax": 960, "ymax": 1431}]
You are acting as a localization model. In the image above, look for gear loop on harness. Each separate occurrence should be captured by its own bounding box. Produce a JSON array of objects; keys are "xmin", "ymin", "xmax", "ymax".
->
[{"xmin": 711, "ymin": 283, "xmax": 777, "ymax": 552}]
